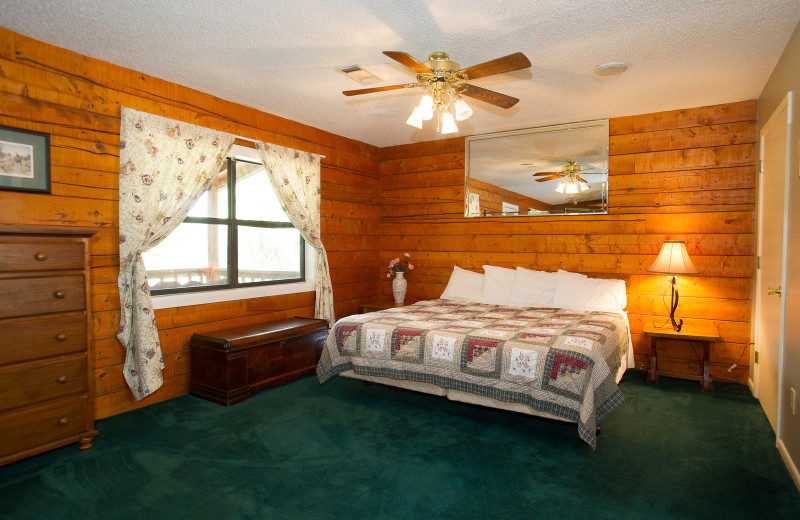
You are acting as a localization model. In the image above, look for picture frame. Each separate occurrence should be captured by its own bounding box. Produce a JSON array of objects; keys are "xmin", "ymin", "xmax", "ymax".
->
[{"xmin": 0, "ymin": 125, "xmax": 50, "ymax": 194}]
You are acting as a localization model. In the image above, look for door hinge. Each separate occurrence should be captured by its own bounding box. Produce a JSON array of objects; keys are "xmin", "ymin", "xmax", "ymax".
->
[
  {"xmin": 755, "ymin": 351, "xmax": 759, "ymax": 364},
  {"xmin": 758, "ymin": 160, "xmax": 763, "ymax": 173},
  {"xmin": 757, "ymin": 256, "xmax": 761, "ymax": 269}
]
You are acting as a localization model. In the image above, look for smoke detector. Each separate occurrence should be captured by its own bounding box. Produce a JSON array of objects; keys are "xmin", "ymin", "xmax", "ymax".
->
[{"xmin": 594, "ymin": 61, "xmax": 628, "ymax": 77}]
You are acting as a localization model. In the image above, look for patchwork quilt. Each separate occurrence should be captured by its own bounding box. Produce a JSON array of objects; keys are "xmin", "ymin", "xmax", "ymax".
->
[{"xmin": 316, "ymin": 299, "xmax": 629, "ymax": 449}]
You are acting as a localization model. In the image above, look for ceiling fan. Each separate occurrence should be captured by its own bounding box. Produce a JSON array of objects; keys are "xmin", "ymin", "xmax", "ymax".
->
[
  {"xmin": 530, "ymin": 160, "xmax": 597, "ymax": 195},
  {"xmin": 531, "ymin": 160, "xmax": 591, "ymax": 184},
  {"xmin": 343, "ymin": 51, "xmax": 531, "ymax": 133}
]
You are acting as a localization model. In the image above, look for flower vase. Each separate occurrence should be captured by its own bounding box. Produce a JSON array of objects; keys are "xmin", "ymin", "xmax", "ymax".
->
[{"xmin": 392, "ymin": 271, "xmax": 407, "ymax": 305}]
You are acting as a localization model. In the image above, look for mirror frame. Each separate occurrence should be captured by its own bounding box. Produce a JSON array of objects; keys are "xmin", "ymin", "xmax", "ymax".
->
[{"xmin": 465, "ymin": 119, "xmax": 609, "ymax": 217}]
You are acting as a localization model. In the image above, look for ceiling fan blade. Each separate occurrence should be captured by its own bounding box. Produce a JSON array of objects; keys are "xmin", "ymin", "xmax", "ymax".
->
[
  {"xmin": 343, "ymin": 83, "xmax": 420, "ymax": 96},
  {"xmin": 576, "ymin": 175, "xmax": 589, "ymax": 184},
  {"xmin": 532, "ymin": 171, "xmax": 560, "ymax": 176},
  {"xmin": 457, "ymin": 52, "xmax": 531, "ymax": 80},
  {"xmin": 457, "ymin": 83, "xmax": 519, "ymax": 109},
  {"xmin": 535, "ymin": 175, "xmax": 562, "ymax": 183},
  {"xmin": 383, "ymin": 51, "xmax": 432, "ymax": 74}
]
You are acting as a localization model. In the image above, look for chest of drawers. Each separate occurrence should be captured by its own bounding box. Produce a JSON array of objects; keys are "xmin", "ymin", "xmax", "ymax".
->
[{"xmin": 0, "ymin": 227, "xmax": 97, "ymax": 466}]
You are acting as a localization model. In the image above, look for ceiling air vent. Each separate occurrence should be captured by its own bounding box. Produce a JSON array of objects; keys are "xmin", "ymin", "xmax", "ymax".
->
[{"xmin": 337, "ymin": 65, "xmax": 382, "ymax": 85}]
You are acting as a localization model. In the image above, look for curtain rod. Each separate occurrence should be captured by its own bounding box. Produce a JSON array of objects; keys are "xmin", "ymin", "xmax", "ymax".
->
[{"xmin": 234, "ymin": 135, "xmax": 325, "ymax": 159}]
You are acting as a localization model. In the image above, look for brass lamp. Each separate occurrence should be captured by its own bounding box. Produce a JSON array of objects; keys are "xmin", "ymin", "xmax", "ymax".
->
[{"xmin": 647, "ymin": 241, "xmax": 698, "ymax": 332}]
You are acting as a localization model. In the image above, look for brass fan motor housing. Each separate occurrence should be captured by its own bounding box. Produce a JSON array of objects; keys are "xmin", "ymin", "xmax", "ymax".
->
[
  {"xmin": 561, "ymin": 160, "xmax": 583, "ymax": 174},
  {"xmin": 423, "ymin": 52, "xmax": 461, "ymax": 72}
]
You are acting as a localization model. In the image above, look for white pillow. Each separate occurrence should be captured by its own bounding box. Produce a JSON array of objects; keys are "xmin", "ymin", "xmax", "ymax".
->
[
  {"xmin": 440, "ymin": 266, "xmax": 484, "ymax": 302},
  {"xmin": 480, "ymin": 265, "xmax": 517, "ymax": 305},
  {"xmin": 553, "ymin": 275, "xmax": 627, "ymax": 312},
  {"xmin": 598, "ymin": 278, "xmax": 627, "ymax": 310},
  {"xmin": 508, "ymin": 267, "xmax": 557, "ymax": 306}
]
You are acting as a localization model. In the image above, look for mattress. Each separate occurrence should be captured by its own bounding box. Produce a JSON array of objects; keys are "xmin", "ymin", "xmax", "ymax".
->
[{"xmin": 317, "ymin": 299, "xmax": 631, "ymax": 448}]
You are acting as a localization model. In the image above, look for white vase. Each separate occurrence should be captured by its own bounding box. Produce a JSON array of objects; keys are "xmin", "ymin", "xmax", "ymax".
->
[{"xmin": 392, "ymin": 271, "xmax": 407, "ymax": 305}]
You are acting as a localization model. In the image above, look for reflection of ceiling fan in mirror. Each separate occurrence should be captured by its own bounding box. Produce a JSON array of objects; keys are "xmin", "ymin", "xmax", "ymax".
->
[
  {"xmin": 343, "ymin": 51, "xmax": 531, "ymax": 134},
  {"xmin": 529, "ymin": 160, "xmax": 596, "ymax": 194}
]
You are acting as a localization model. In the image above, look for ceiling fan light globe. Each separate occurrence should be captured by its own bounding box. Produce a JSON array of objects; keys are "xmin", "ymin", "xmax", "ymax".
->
[
  {"xmin": 453, "ymin": 98, "xmax": 473, "ymax": 121},
  {"xmin": 580, "ymin": 182, "xmax": 590, "ymax": 192},
  {"xmin": 565, "ymin": 181, "xmax": 579, "ymax": 195},
  {"xmin": 555, "ymin": 180, "xmax": 567, "ymax": 193},
  {"xmin": 405, "ymin": 110, "xmax": 423, "ymax": 129},
  {"xmin": 440, "ymin": 112, "xmax": 458, "ymax": 134},
  {"xmin": 418, "ymin": 94, "xmax": 435, "ymax": 120}
]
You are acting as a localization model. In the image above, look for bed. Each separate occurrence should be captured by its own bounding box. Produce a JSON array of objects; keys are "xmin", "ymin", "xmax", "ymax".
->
[{"xmin": 316, "ymin": 265, "xmax": 633, "ymax": 449}]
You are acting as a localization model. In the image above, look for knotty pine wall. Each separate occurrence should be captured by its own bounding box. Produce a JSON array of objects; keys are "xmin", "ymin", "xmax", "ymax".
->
[
  {"xmin": 379, "ymin": 101, "xmax": 756, "ymax": 384},
  {"xmin": 0, "ymin": 28, "xmax": 380, "ymax": 418},
  {"xmin": 0, "ymin": 26, "xmax": 756, "ymax": 418}
]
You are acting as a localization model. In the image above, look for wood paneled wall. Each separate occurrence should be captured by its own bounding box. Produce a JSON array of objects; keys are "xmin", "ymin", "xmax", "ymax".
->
[
  {"xmin": 0, "ymin": 26, "xmax": 757, "ymax": 418},
  {"xmin": 378, "ymin": 101, "xmax": 756, "ymax": 384},
  {"xmin": 0, "ymin": 28, "xmax": 380, "ymax": 418}
]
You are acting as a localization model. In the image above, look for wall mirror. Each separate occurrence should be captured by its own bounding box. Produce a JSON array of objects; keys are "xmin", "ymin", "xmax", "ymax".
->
[{"xmin": 465, "ymin": 119, "xmax": 609, "ymax": 217}]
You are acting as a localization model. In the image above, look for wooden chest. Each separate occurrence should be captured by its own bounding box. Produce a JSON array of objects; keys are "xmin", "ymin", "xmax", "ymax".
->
[
  {"xmin": 0, "ymin": 227, "xmax": 97, "ymax": 466},
  {"xmin": 189, "ymin": 317, "xmax": 328, "ymax": 406}
]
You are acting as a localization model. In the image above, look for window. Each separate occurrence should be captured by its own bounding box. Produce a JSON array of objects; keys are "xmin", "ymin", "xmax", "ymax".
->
[{"xmin": 143, "ymin": 151, "xmax": 305, "ymax": 298}]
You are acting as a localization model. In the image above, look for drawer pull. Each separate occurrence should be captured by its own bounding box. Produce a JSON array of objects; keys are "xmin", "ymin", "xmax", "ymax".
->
[
  {"xmin": 58, "ymin": 418, "xmax": 69, "ymax": 427},
  {"xmin": 34, "ymin": 252, "xmax": 48, "ymax": 261},
  {"xmin": 54, "ymin": 290, "xmax": 66, "ymax": 299},
  {"xmin": 56, "ymin": 333, "xmax": 67, "ymax": 341},
  {"xmin": 57, "ymin": 376, "xmax": 68, "ymax": 384}
]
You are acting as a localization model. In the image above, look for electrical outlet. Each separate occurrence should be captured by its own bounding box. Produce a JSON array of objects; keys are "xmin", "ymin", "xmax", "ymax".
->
[{"xmin": 792, "ymin": 388, "xmax": 797, "ymax": 416}]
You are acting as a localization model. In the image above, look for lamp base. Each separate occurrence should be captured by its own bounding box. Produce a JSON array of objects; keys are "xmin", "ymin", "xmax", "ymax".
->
[
  {"xmin": 669, "ymin": 276, "xmax": 683, "ymax": 332},
  {"xmin": 671, "ymin": 316, "xmax": 683, "ymax": 333}
]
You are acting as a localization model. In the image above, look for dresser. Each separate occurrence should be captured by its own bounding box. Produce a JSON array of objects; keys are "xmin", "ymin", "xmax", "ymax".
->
[{"xmin": 0, "ymin": 227, "xmax": 97, "ymax": 466}]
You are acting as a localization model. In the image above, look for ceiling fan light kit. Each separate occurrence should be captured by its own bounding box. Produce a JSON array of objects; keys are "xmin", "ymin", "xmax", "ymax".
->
[{"xmin": 343, "ymin": 50, "xmax": 531, "ymax": 135}]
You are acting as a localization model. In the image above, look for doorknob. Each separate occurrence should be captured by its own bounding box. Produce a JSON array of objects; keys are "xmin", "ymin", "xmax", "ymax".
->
[{"xmin": 768, "ymin": 286, "xmax": 782, "ymax": 296}]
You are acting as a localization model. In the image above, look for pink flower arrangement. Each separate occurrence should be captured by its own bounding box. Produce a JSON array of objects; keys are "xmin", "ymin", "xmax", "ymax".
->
[{"xmin": 387, "ymin": 252, "xmax": 414, "ymax": 278}]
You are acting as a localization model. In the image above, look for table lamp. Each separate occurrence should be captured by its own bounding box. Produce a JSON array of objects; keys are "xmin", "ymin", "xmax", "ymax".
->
[{"xmin": 647, "ymin": 241, "xmax": 698, "ymax": 332}]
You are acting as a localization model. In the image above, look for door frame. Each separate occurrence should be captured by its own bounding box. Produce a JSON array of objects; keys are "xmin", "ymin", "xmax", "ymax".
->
[{"xmin": 752, "ymin": 91, "xmax": 792, "ymax": 441}]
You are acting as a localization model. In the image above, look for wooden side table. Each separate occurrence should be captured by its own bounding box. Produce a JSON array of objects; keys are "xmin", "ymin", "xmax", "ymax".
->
[
  {"xmin": 643, "ymin": 323, "xmax": 720, "ymax": 392},
  {"xmin": 359, "ymin": 296, "xmax": 408, "ymax": 314}
]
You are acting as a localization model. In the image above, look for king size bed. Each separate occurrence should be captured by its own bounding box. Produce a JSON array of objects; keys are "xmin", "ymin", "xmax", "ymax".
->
[{"xmin": 317, "ymin": 265, "xmax": 633, "ymax": 449}]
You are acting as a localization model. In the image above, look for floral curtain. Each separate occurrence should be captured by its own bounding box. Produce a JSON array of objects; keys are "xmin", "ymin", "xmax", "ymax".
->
[
  {"xmin": 255, "ymin": 142, "xmax": 335, "ymax": 326},
  {"xmin": 117, "ymin": 107, "xmax": 234, "ymax": 400}
]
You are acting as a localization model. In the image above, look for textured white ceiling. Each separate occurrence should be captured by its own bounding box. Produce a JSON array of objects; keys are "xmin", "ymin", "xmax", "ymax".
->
[{"xmin": 1, "ymin": 0, "xmax": 799, "ymax": 148}]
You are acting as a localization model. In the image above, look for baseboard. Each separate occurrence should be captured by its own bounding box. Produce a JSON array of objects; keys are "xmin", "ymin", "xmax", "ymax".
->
[
  {"xmin": 777, "ymin": 439, "xmax": 800, "ymax": 493},
  {"xmin": 748, "ymin": 377, "xmax": 756, "ymax": 396}
]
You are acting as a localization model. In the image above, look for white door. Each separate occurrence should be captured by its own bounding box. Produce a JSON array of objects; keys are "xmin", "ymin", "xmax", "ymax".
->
[{"xmin": 755, "ymin": 92, "xmax": 791, "ymax": 434}]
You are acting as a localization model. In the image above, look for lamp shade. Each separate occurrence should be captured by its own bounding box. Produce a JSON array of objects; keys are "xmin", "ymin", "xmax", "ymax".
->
[
  {"xmin": 413, "ymin": 94, "xmax": 434, "ymax": 121},
  {"xmin": 565, "ymin": 181, "xmax": 578, "ymax": 194},
  {"xmin": 453, "ymin": 97, "xmax": 473, "ymax": 121},
  {"xmin": 405, "ymin": 110, "xmax": 423, "ymax": 129},
  {"xmin": 440, "ymin": 111, "xmax": 458, "ymax": 134},
  {"xmin": 647, "ymin": 241, "xmax": 699, "ymax": 275}
]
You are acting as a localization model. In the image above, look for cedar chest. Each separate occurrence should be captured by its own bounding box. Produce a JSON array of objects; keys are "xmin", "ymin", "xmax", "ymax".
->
[{"xmin": 189, "ymin": 317, "xmax": 328, "ymax": 406}]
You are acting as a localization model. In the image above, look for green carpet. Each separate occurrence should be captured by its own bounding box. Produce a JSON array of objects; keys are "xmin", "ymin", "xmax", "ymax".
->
[{"xmin": 1, "ymin": 371, "xmax": 798, "ymax": 519}]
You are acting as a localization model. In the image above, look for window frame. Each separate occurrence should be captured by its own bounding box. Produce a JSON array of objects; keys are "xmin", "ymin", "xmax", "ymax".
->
[{"xmin": 148, "ymin": 154, "xmax": 306, "ymax": 297}]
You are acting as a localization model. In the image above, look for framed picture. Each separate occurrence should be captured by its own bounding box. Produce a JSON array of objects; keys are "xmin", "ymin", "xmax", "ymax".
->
[{"xmin": 0, "ymin": 125, "xmax": 50, "ymax": 193}]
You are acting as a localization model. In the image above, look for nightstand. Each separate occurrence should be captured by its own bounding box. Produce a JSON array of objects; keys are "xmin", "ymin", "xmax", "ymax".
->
[
  {"xmin": 359, "ymin": 296, "xmax": 408, "ymax": 314},
  {"xmin": 643, "ymin": 323, "xmax": 720, "ymax": 392}
]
